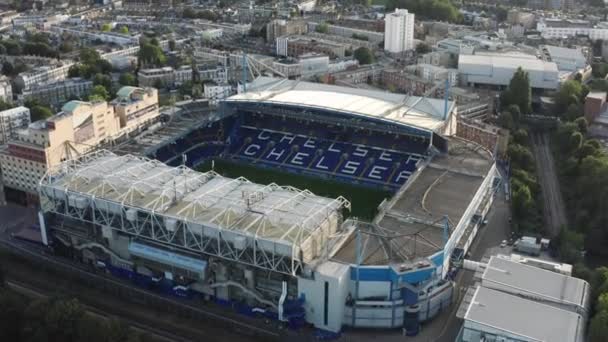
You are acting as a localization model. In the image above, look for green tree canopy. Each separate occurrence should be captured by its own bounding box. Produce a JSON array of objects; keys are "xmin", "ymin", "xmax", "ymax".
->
[
  {"xmin": 118, "ymin": 26, "xmax": 129, "ymax": 34},
  {"xmin": 30, "ymin": 105, "xmax": 53, "ymax": 122},
  {"xmin": 119, "ymin": 72, "xmax": 137, "ymax": 86},
  {"xmin": 315, "ymin": 23, "xmax": 329, "ymax": 33},
  {"xmin": 385, "ymin": 0, "xmax": 462, "ymax": 23},
  {"xmin": 415, "ymin": 42, "xmax": 431, "ymax": 54},
  {"xmin": 555, "ymin": 80, "xmax": 583, "ymax": 115},
  {"xmin": 501, "ymin": 67, "xmax": 532, "ymax": 114},
  {"xmin": 89, "ymin": 85, "xmax": 110, "ymax": 101},
  {"xmin": 354, "ymin": 47, "xmax": 374, "ymax": 65},
  {"xmin": 101, "ymin": 23, "xmax": 112, "ymax": 32},
  {"xmin": 93, "ymin": 73, "xmax": 112, "ymax": 91},
  {"xmin": 138, "ymin": 41, "xmax": 166, "ymax": 67}
]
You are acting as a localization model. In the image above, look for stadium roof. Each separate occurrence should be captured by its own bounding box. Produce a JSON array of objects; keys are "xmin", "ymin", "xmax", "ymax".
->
[
  {"xmin": 482, "ymin": 256, "xmax": 590, "ymax": 311},
  {"xmin": 40, "ymin": 150, "xmax": 350, "ymax": 261},
  {"xmin": 226, "ymin": 78, "xmax": 455, "ymax": 132},
  {"xmin": 465, "ymin": 286, "xmax": 584, "ymax": 342}
]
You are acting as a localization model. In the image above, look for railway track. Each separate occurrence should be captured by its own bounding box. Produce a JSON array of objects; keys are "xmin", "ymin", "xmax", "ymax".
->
[
  {"xmin": 6, "ymin": 279, "xmax": 183, "ymax": 342},
  {"xmin": 531, "ymin": 133, "xmax": 568, "ymax": 236},
  {"xmin": 0, "ymin": 239, "xmax": 283, "ymax": 342}
]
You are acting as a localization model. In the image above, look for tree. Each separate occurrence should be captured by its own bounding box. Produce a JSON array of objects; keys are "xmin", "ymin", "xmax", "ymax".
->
[
  {"xmin": 508, "ymin": 143, "xmax": 535, "ymax": 172},
  {"xmin": 497, "ymin": 111, "xmax": 514, "ymax": 130},
  {"xmin": 353, "ymin": 47, "xmax": 374, "ymax": 65},
  {"xmin": 138, "ymin": 42, "xmax": 166, "ymax": 67},
  {"xmin": 0, "ymin": 290, "xmax": 26, "ymax": 342},
  {"xmin": 89, "ymin": 85, "xmax": 110, "ymax": 101},
  {"xmin": 119, "ymin": 26, "xmax": 129, "ymax": 35},
  {"xmin": 59, "ymin": 41, "xmax": 74, "ymax": 53},
  {"xmin": 192, "ymin": 83, "xmax": 203, "ymax": 98},
  {"xmin": 79, "ymin": 48, "xmax": 101, "ymax": 65},
  {"xmin": 315, "ymin": 23, "xmax": 329, "ymax": 33},
  {"xmin": 415, "ymin": 42, "xmax": 431, "ymax": 54},
  {"xmin": 555, "ymin": 80, "xmax": 583, "ymax": 115},
  {"xmin": 2, "ymin": 61, "xmax": 14, "ymax": 76},
  {"xmin": 501, "ymin": 67, "xmax": 532, "ymax": 114},
  {"xmin": 93, "ymin": 73, "xmax": 112, "ymax": 90},
  {"xmin": 101, "ymin": 23, "xmax": 112, "ymax": 32},
  {"xmin": 495, "ymin": 6, "xmax": 508, "ymax": 22},
  {"xmin": 589, "ymin": 310, "xmax": 608, "ymax": 342},
  {"xmin": 119, "ymin": 72, "xmax": 137, "ymax": 86},
  {"xmin": 0, "ymin": 100, "xmax": 14, "ymax": 111},
  {"xmin": 30, "ymin": 105, "xmax": 53, "ymax": 122}
]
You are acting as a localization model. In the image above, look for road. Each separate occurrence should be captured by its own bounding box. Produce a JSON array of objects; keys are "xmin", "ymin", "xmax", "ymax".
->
[{"xmin": 531, "ymin": 133, "xmax": 568, "ymax": 237}]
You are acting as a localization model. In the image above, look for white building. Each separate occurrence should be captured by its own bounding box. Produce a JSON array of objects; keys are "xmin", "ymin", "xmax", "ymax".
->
[
  {"xmin": 20, "ymin": 78, "xmax": 94, "ymax": 108},
  {"xmin": 459, "ymin": 256, "xmax": 589, "ymax": 342},
  {"xmin": 458, "ymin": 54, "xmax": 559, "ymax": 90},
  {"xmin": 384, "ymin": 8, "xmax": 415, "ymax": 53},
  {"xmin": 203, "ymin": 83, "xmax": 233, "ymax": 103},
  {"xmin": 200, "ymin": 29, "xmax": 223, "ymax": 41},
  {"xmin": 537, "ymin": 21, "xmax": 608, "ymax": 41},
  {"xmin": 276, "ymin": 36, "xmax": 289, "ymax": 57},
  {"xmin": 461, "ymin": 286, "xmax": 585, "ymax": 342},
  {"xmin": 0, "ymin": 76, "xmax": 12, "ymax": 103},
  {"xmin": 0, "ymin": 106, "xmax": 29, "ymax": 144},
  {"xmin": 174, "ymin": 66, "xmax": 193, "ymax": 86},
  {"xmin": 15, "ymin": 64, "xmax": 73, "ymax": 91},
  {"xmin": 299, "ymin": 53, "xmax": 329, "ymax": 77},
  {"xmin": 541, "ymin": 45, "xmax": 588, "ymax": 73}
]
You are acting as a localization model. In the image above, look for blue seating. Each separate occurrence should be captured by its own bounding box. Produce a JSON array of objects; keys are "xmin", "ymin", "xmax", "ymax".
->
[
  {"xmin": 153, "ymin": 113, "xmax": 430, "ymax": 190},
  {"xmin": 229, "ymin": 123, "xmax": 426, "ymax": 189}
]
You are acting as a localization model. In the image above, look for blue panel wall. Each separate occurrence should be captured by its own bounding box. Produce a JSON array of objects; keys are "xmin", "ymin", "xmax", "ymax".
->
[{"xmin": 350, "ymin": 266, "xmax": 391, "ymax": 281}]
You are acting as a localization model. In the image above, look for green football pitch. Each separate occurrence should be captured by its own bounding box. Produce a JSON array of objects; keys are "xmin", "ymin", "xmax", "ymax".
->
[{"xmin": 196, "ymin": 159, "xmax": 392, "ymax": 221}]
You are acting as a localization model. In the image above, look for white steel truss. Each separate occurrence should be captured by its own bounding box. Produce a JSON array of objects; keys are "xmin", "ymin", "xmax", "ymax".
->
[{"xmin": 39, "ymin": 150, "xmax": 351, "ymax": 275}]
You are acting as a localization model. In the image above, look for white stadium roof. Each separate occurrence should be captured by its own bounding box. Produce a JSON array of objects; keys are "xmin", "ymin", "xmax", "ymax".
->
[
  {"xmin": 39, "ymin": 150, "xmax": 350, "ymax": 269},
  {"xmin": 226, "ymin": 78, "xmax": 455, "ymax": 132}
]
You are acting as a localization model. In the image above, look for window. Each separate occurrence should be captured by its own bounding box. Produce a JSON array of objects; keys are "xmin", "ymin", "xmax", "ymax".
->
[{"xmin": 324, "ymin": 281, "xmax": 329, "ymax": 326}]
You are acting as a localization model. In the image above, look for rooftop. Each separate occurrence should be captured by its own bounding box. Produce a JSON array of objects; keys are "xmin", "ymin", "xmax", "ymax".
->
[
  {"xmin": 483, "ymin": 256, "xmax": 590, "ymax": 310},
  {"xmin": 543, "ymin": 45, "xmax": 585, "ymax": 61},
  {"xmin": 465, "ymin": 286, "xmax": 584, "ymax": 342},
  {"xmin": 40, "ymin": 150, "xmax": 350, "ymax": 260},
  {"xmin": 226, "ymin": 78, "xmax": 455, "ymax": 132},
  {"xmin": 333, "ymin": 138, "xmax": 493, "ymax": 265},
  {"xmin": 459, "ymin": 54, "xmax": 558, "ymax": 73}
]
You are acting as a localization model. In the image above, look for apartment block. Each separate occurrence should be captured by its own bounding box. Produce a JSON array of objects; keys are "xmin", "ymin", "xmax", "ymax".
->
[
  {"xmin": 15, "ymin": 64, "xmax": 73, "ymax": 91},
  {"xmin": 0, "ymin": 106, "xmax": 30, "ymax": 144},
  {"xmin": 111, "ymin": 86, "xmax": 159, "ymax": 135},
  {"xmin": 0, "ymin": 86, "xmax": 159, "ymax": 203},
  {"xmin": 20, "ymin": 78, "xmax": 93, "ymax": 108},
  {"xmin": 0, "ymin": 76, "xmax": 12, "ymax": 103},
  {"xmin": 0, "ymin": 100, "xmax": 118, "ymax": 202}
]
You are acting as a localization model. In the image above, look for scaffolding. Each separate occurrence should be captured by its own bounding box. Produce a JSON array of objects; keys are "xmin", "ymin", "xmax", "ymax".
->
[{"xmin": 39, "ymin": 150, "xmax": 351, "ymax": 276}]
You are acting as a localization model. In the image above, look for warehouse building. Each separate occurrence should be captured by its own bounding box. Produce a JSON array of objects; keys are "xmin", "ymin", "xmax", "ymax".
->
[
  {"xmin": 458, "ymin": 54, "xmax": 559, "ymax": 90},
  {"xmin": 457, "ymin": 255, "xmax": 590, "ymax": 342}
]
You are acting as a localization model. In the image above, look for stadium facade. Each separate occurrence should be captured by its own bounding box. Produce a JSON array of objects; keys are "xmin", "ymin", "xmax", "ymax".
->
[{"xmin": 37, "ymin": 79, "xmax": 498, "ymax": 335}]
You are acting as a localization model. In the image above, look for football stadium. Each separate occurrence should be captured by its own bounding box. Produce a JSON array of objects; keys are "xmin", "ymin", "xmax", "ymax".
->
[{"xmin": 37, "ymin": 79, "xmax": 498, "ymax": 335}]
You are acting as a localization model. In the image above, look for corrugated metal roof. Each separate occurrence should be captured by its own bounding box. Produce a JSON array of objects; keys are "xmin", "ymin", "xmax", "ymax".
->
[{"xmin": 465, "ymin": 286, "xmax": 583, "ymax": 342}]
